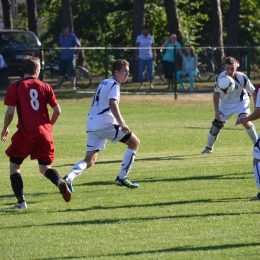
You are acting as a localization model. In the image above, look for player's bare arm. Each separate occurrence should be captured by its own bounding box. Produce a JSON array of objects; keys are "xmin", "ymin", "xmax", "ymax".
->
[
  {"xmin": 236, "ymin": 108, "xmax": 260, "ymax": 126},
  {"xmin": 50, "ymin": 105, "xmax": 61, "ymax": 125},
  {"xmin": 213, "ymin": 92, "xmax": 224, "ymax": 121},
  {"xmin": 109, "ymin": 98, "xmax": 129, "ymax": 134},
  {"xmin": 1, "ymin": 106, "xmax": 15, "ymax": 142}
]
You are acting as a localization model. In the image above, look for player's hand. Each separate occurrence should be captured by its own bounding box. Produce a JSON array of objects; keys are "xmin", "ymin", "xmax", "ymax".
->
[
  {"xmin": 120, "ymin": 123, "xmax": 130, "ymax": 134},
  {"xmin": 215, "ymin": 110, "xmax": 224, "ymax": 122},
  {"xmin": 1, "ymin": 128, "xmax": 9, "ymax": 142},
  {"xmin": 236, "ymin": 117, "xmax": 247, "ymax": 126}
]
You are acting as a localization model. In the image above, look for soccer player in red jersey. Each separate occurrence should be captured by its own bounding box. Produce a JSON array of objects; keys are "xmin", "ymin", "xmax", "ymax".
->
[{"xmin": 1, "ymin": 56, "xmax": 71, "ymax": 208}]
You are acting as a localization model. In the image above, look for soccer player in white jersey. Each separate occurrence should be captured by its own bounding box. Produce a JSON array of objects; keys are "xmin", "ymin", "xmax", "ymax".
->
[
  {"xmin": 201, "ymin": 56, "xmax": 257, "ymax": 154},
  {"xmin": 236, "ymin": 88, "xmax": 260, "ymax": 200},
  {"xmin": 63, "ymin": 59, "xmax": 140, "ymax": 195}
]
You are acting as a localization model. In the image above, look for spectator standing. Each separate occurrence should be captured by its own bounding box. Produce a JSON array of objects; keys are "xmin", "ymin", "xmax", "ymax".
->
[
  {"xmin": 1, "ymin": 56, "xmax": 71, "ymax": 208},
  {"xmin": 135, "ymin": 25, "xmax": 156, "ymax": 90},
  {"xmin": 55, "ymin": 25, "xmax": 81, "ymax": 90},
  {"xmin": 0, "ymin": 54, "xmax": 9, "ymax": 88},
  {"xmin": 177, "ymin": 45, "xmax": 198, "ymax": 91},
  {"xmin": 161, "ymin": 34, "xmax": 182, "ymax": 90}
]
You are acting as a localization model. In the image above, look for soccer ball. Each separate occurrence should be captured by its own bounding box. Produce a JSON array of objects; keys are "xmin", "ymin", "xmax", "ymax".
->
[{"xmin": 217, "ymin": 75, "xmax": 235, "ymax": 94}]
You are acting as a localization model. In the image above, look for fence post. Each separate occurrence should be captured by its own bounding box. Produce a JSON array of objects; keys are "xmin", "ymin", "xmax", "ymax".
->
[
  {"xmin": 174, "ymin": 46, "xmax": 178, "ymax": 100},
  {"xmin": 39, "ymin": 46, "xmax": 43, "ymax": 80},
  {"xmin": 105, "ymin": 45, "xmax": 109, "ymax": 78},
  {"xmin": 247, "ymin": 45, "xmax": 250, "ymax": 78}
]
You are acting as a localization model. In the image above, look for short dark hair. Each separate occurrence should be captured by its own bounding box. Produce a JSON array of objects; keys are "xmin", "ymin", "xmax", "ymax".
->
[
  {"xmin": 62, "ymin": 25, "xmax": 69, "ymax": 29},
  {"xmin": 21, "ymin": 56, "xmax": 40, "ymax": 74},
  {"xmin": 142, "ymin": 25, "xmax": 149, "ymax": 30},
  {"xmin": 111, "ymin": 59, "xmax": 129, "ymax": 75},
  {"xmin": 224, "ymin": 56, "xmax": 237, "ymax": 65}
]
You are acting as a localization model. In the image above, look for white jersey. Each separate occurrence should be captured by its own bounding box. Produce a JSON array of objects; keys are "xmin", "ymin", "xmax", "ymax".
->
[
  {"xmin": 256, "ymin": 88, "xmax": 260, "ymax": 108},
  {"xmin": 87, "ymin": 77, "xmax": 120, "ymax": 132},
  {"xmin": 214, "ymin": 71, "xmax": 255, "ymax": 104}
]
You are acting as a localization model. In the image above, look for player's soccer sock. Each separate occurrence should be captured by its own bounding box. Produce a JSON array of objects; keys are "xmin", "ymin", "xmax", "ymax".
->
[
  {"xmin": 118, "ymin": 148, "xmax": 136, "ymax": 179},
  {"xmin": 246, "ymin": 124, "xmax": 258, "ymax": 144},
  {"xmin": 206, "ymin": 132, "xmax": 217, "ymax": 149},
  {"xmin": 45, "ymin": 168, "xmax": 60, "ymax": 186},
  {"xmin": 10, "ymin": 173, "xmax": 25, "ymax": 203},
  {"xmin": 253, "ymin": 162, "xmax": 260, "ymax": 189},
  {"xmin": 67, "ymin": 160, "xmax": 87, "ymax": 181}
]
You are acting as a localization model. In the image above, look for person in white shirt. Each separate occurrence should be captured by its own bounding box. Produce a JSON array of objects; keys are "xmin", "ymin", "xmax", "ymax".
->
[
  {"xmin": 63, "ymin": 59, "xmax": 140, "ymax": 195},
  {"xmin": 201, "ymin": 56, "xmax": 257, "ymax": 154},
  {"xmin": 236, "ymin": 83, "xmax": 260, "ymax": 201},
  {"xmin": 135, "ymin": 25, "xmax": 156, "ymax": 90}
]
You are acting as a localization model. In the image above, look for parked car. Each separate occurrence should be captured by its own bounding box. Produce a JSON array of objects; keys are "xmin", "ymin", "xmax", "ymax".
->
[{"xmin": 0, "ymin": 29, "xmax": 44, "ymax": 77}]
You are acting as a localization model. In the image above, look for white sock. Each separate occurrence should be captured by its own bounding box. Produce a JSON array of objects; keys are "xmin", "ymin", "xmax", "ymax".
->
[
  {"xmin": 206, "ymin": 132, "xmax": 218, "ymax": 149},
  {"xmin": 254, "ymin": 162, "xmax": 260, "ymax": 189},
  {"xmin": 67, "ymin": 160, "xmax": 87, "ymax": 181},
  {"xmin": 246, "ymin": 124, "xmax": 258, "ymax": 144},
  {"xmin": 118, "ymin": 148, "xmax": 136, "ymax": 179}
]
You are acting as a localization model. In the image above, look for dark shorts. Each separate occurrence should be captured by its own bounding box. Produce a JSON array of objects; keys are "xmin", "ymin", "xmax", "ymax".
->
[
  {"xmin": 58, "ymin": 58, "xmax": 76, "ymax": 77},
  {"xmin": 162, "ymin": 60, "xmax": 175, "ymax": 80}
]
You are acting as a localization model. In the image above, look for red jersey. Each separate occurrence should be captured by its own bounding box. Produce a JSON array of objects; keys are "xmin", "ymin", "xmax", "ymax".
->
[
  {"xmin": 255, "ymin": 84, "xmax": 260, "ymax": 94},
  {"xmin": 4, "ymin": 77, "xmax": 59, "ymax": 141}
]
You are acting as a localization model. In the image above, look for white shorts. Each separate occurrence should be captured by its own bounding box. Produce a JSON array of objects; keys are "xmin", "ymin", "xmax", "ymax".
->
[
  {"xmin": 219, "ymin": 99, "xmax": 250, "ymax": 122},
  {"xmin": 253, "ymin": 137, "xmax": 260, "ymax": 159},
  {"xmin": 86, "ymin": 124, "xmax": 130, "ymax": 152}
]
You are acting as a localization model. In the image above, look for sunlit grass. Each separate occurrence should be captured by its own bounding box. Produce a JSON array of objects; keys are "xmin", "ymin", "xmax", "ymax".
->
[{"xmin": 0, "ymin": 94, "xmax": 259, "ymax": 259}]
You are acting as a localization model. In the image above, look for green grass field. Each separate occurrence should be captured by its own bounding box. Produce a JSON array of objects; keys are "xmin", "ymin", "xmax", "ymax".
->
[{"xmin": 0, "ymin": 92, "xmax": 260, "ymax": 260}]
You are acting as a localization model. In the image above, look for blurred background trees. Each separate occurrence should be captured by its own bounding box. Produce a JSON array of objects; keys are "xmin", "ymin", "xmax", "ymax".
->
[{"xmin": 1, "ymin": 0, "xmax": 260, "ymax": 78}]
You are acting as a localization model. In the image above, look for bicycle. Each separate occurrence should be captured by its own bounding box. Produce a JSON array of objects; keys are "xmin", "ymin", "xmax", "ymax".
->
[
  {"xmin": 43, "ymin": 49, "xmax": 92, "ymax": 89},
  {"xmin": 198, "ymin": 47, "xmax": 224, "ymax": 81},
  {"xmin": 157, "ymin": 62, "xmax": 164, "ymax": 81}
]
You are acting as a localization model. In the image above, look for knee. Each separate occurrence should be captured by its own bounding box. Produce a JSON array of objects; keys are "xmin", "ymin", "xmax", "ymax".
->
[
  {"xmin": 210, "ymin": 119, "xmax": 224, "ymax": 136},
  {"xmin": 130, "ymin": 137, "xmax": 141, "ymax": 152}
]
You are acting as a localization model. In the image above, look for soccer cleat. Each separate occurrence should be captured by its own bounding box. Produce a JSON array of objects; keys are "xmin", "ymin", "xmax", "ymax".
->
[
  {"xmin": 67, "ymin": 179, "xmax": 74, "ymax": 193},
  {"xmin": 63, "ymin": 176, "xmax": 74, "ymax": 193},
  {"xmin": 250, "ymin": 192, "xmax": 260, "ymax": 201},
  {"xmin": 115, "ymin": 176, "xmax": 139, "ymax": 188},
  {"xmin": 201, "ymin": 147, "xmax": 213, "ymax": 154},
  {"xmin": 14, "ymin": 201, "xmax": 27, "ymax": 209},
  {"xmin": 58, "ymin": 180, "xmax": 72, "ymax": 202}
]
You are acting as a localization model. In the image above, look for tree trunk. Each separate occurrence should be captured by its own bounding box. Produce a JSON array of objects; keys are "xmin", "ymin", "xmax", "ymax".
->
[
  {"xmin": 61, "ymin": 0, "xmax": 73, "ymax": 32},
  {"xmin": 163, "ymin": 0, "xmax": 183, "ymax": 45},
  {"xmin": 132, "ymin": 0, "xmax": 145, "ymax": 82},
  {"xmin": 211, "ymin": 0, "xmax": 224, "ymax": 70},
  {"xmin": 26, "ymin": 0, "xmax": 38, "ymax": 36},
  {"xmin": 226, "ymin": 0, "xmax": 240, "ymax": 60},
  {"xmin": 1, "ymin": 0, "xmax": 13, "ymax": 29}
]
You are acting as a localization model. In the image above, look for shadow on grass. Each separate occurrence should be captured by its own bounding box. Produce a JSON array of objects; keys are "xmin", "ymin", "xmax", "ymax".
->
[
  {"xmin": 39, "ymin": 242, "xmax": 259, "ymax": 259},
  {"xmin": 56, "ymin": 153, "xmax": 249, "ymax": 168},
  {"xmin": 4, "ymin": 210, "xmax": 260, "ymax": 230}
]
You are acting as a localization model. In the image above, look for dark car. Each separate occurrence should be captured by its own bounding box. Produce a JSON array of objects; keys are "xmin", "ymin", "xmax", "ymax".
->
[{"xmin": 0, "ymin": 29, "xmax": 44, "ymax": 77}]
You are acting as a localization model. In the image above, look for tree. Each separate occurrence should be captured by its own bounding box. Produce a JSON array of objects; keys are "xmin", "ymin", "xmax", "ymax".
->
[
  {"xmin": 61, "ymin": 0, "xmax": 73, "ymax": 32},
  {"xmin": 211, "ymin": 0, "xmax": 224, "ymax": 67},
  {"xmin": 1, "ymin": 0, "xmax": 12, "ymax": 28},
  {"xmin": 132, "ymin": 0, "xmax": 145, "ymax": 81},
  {"xmin": 26, "ymin": 0, "xmax": 38, "ymax": 35},
  {"xmin": 163, "ymin": 0, "xmax": 183, "ymax": 45},
  {"xmin": 226, "ymin": 0, "xmax": 240, "ymax": 59}
]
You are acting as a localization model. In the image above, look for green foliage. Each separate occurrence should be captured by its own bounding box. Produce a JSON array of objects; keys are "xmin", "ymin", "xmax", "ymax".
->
[
  {"xmin": 13, "ymin": 3, "xmax": 28, "ymax": 30},
  {"xmin": 12, "ymin": 0, "xmax": 260, "ymax": 73}
]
